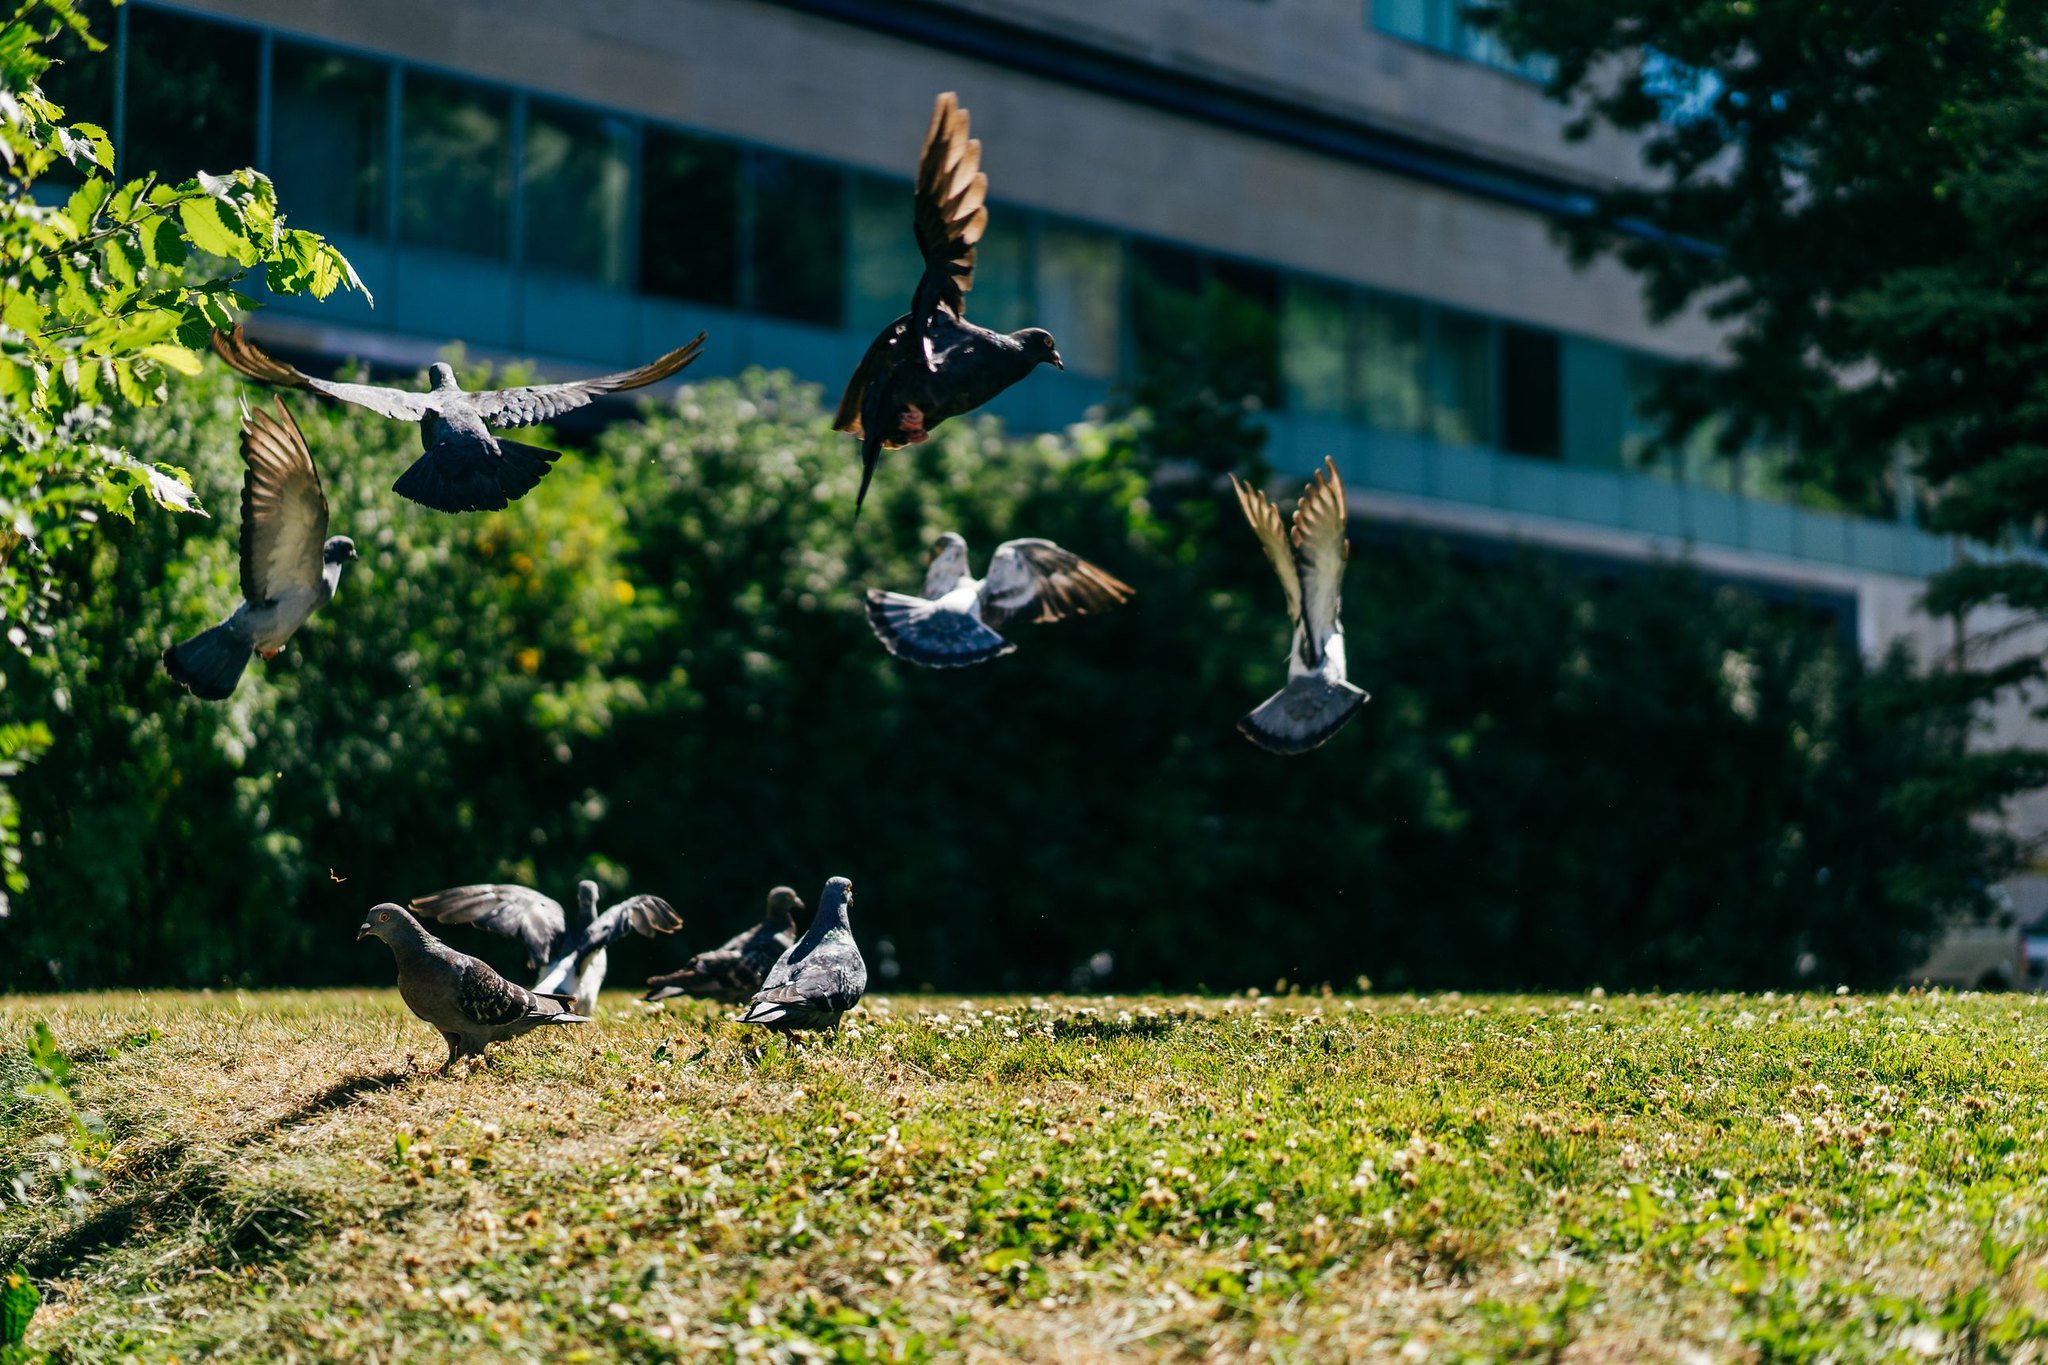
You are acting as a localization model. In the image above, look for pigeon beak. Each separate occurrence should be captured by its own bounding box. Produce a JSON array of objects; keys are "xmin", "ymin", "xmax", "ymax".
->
[
  {"xmin": 355, "ymin": 923, "xmax": 372, "ymax": 941},
  {"xmin": 1050, "ymin": 350, "xmax": 1065, "ymax": 371}
]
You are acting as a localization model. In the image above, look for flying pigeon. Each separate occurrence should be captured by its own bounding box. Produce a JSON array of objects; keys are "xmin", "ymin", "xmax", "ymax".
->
[
  {"xmin": 163, "ymin": 397, "xmax": 356, "ymax": 700},
  {"xmin": 1230, "ymin": 457, "xmax": 1369, "ymax": 754},
  {"xmin": 865, "ymin": 533, "xmax": 1133, "ymax": 667},
  {"xmin": 210, "ymin": 324, "xmax": 707, "ymax": 514},
  {"xmin": 409, "ymin": 879, "xmax": 682, "ymax": 1016},
  {"xmin": 643, "ymin": 886, "xmax": 802, "ymax": 1003},
  {"xmin": 738, "ymin": 876, "xmax": 867, "ymax": 1032},
  {"xmin": 833, "ymin": 92, "xmax": 1063, "ymax": 515},
  {"xmin": 357, "ymin": 902, "xmax": 587, "ymax": 1070}
]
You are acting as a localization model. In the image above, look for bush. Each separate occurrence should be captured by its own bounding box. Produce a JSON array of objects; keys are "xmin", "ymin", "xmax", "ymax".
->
[{"xmin": 0, "ymin": 367, "xmax": 2008, "ymax": 991}]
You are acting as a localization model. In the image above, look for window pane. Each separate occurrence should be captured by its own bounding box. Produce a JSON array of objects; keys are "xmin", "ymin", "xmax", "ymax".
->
[
  {"xmin": 124, "ymin": 9, "xmax": 257, "ymax": 184},
  {"xmin": 1372, "ymin": 0, "xmax": 1432, "ymax": 42},
  {"xmin": 38, "ymin": 0, "xmax": 113, "ymax": 134},
  {"xmin": 971, "ymin": 210, "xmax": 1032, "ymax": 335},
  {"xmin": 1282, "ymin": 279, "xmax": 1349, "ymax": 416},
  {"xmin": 1500, "ymin": 324, "xmax": 1561, "ymax": 459},
  {"xmin": 1427, "ymin": 310, "xmax": 1494, "ymax": 447},
  {"xmin": 400, "ymin": 73, "xmax": 511, "ymax": 258},
  {"xmin": 270, "ymin": 44, "xmax": 387, "ymax": 237},
  {"xmin": 748, "ymin": 150, "xmax": 843, "ymax": 326},
  {"xmin": 640, "ymin": 129, "xmax": 739, "ymax": 307},
  {"xmin": 1355, "ymin": 292, "xmax": 1426, "ymax": 432},
  {"xmin": 848, "ymin": 173, "xmax": 921, "ymax": 333},
  {"xmin": 1211, "ymin": 261, "xmax": 1281, "ymax": 406},
  {"xmin": 524, "ymin": 101, "xmax": 631, "ymax": 284},
  {"xmin": 1036, "ymin": 223, "xmax": 1120, "ymax": 379},
  {"xmin": 1129, "ymin": 241, "xmax": 1203, "ymax": 380}
]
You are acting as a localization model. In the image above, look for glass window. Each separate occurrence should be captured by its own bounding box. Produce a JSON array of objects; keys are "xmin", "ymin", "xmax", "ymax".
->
[
  {"xmin": 399, "ymin": 72, "xmax": 511, "ymax": 258},
  {"xmin": 747, "ymin": 150, "xmax": 843, "ymax": 326},
  {"xmin": 1355, "ymin": 292, "xmax": 1427, "ymax": 433},
  {"xmin": 1426, "ymin": 309, "xmax": 1495, "ymax": 447},
  {"xmin": 639, "ymin": 128, "xmax": 740, "ymax": 308},
  {"xmin": 1281, "ymin": 279, "xmax": 1350, "ymax": 417},
  {"xmin": 1128, "ymin": 241, "xmax": 1203, "ymax": 381},
  {"xmin": 971, "ymin": 210, "xmax": 1033, "ymax": 336},
  {"xmin": 1210, "ymin": 260, "xmax": 1281, "ymax": 407},
  {"xmin": 524, "ymin": 101, "xmax": 632, "ymax": 285},
  {"xmin": 37, "ymin": 0, "xmax": 114, "ymax": 135},
  {"xmin": 1500, "ymin": 324, "xmax": 1561, "ymax": 459},
  {"xmin": 848, "ymin": 173, "xmax": 922, "ymax": 333},
  {"xmin": 1035, "ymin": 222, "xmax": 1120, "ymax": 379},
  {"xmin": 123, "ymin": 8, "xmax": 258, "ymax": 184},
  {"xmin": 1372, "ymin": 0, "xmax": 1439, "ymax": 45},
  {"xmin": 270, "ymin": 44, "xmax": 387, "ymax": 238}
]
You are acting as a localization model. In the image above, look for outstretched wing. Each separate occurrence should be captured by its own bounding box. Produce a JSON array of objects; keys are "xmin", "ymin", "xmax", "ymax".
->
[
  {"xmin": 978, "ymin": 539, "xmax": 1135, "ymax": 631},
  {"xmin": 579, "ymin": 895, "xmax": 684, "ymax": 952},
  {"xmin": 238, "ymin": 398, "xmax": 328, "ymax": 605},
  {"xmin": 1290, "ymin": 457, "xmax": 1350, "ymax": 656},
  {"xmin": 909, "ymin": 92, "xmax": 988, "ymax": 341},
  {"xmin": 470, "ymin": 332, "xmax": 707, "ymax": 428},
  {"xmin": 1230, "ymin": 472, "xmax": 1302, "ymax": 630},
  {"xmin": 410, "ymin": 884, "xmax": 566, "ymax": 969},
  {"xmin": 211, "ymin": 325, "xmax": 432, "ymax": 422},
  {"xmin": 833, "ymin": 321, "xmax": 906, "ymax": 436}
]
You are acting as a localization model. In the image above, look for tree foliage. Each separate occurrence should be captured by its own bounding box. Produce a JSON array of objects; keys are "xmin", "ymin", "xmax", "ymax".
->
[
  {"xmin": 0, "ymin": 0, "xmax": 363, "ymax": 913},
  {"xmin": 0, "ymin": 367, "xmax": 2014, "ymax": 991}
]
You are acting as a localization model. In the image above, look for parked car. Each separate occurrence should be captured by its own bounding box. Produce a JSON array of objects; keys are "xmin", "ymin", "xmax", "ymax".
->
[{"xmin": 1905, "ymin": 921, "xmax": 2027, "ymax": 991}]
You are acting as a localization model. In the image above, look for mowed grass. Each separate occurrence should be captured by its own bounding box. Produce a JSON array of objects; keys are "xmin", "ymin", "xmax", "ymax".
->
[{"xmin": 2, "ymin": 991, "xmax": 2048, "ymax": 1362}]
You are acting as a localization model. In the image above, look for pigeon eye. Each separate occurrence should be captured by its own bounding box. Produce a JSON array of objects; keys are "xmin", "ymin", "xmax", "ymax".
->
[{"xmin": 379, "ymin": 912, "xmax": 391, "ymax": 922}]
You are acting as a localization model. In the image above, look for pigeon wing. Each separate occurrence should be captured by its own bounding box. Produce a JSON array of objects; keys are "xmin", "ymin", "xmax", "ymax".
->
[
  {"xmin": 453, "ymin": 954, "xmax": 540, "ymax": 1028},
  {"xmin": 581, "ymin": 895, "xmax": 684, "ymax": 952},
  {"xmin": 409, "ymin": 884, "xmax": 566, "ymax": 970},
  {"xmin": 470, "ymin": 333, "xmax": 708, "ymax": 428},
  {"xmin": 238, "ymin": 398, "xmax": 329, "ymax": 606},
  {"xmin": 833, "ymin": 320, "xmax": 908, "ymax": 436},
  {"xmin": 1290, "ymin": 457, "xmax": 1350, "ymax": 659},
  {"xmin": 1231, "ymin": 472, "xmax": 1303, "ymax": 630},
  {"xmin": 977, "ymin": 539, "xmax": 1135, "ymax": 631},
  {"xmin": 908, "ymin": 92, "xmax": 987, "ymax": 340},
  {"xmin": 211, "ymin": 325, "xmax": 432, "ymax": 422}
]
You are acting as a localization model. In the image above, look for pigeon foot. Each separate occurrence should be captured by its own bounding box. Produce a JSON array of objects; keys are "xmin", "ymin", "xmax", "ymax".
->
[
  {"xmin": 258, "ymin": 646, "xmax": 283, "ymax": 660},
  {"xmin": 898, "ymin": 405, "xmax": 927, "ymax": 437}
]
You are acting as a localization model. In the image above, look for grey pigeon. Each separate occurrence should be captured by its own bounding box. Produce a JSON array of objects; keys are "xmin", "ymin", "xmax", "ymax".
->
[
  {"xmin": 738, "ymin": 877, "xmax": 866, "ymax": 1032},
  {"xmin": 211, "ymin": 324, "xmax": 707, "ymax": 514},
  {"xmin": 408, "ymin": 879, "xmax": 682, "ymax": 1016},
  {"xmin": 164, "ymin": 397, "xmax": 356, "ymax": 700},
  {"xmin": 1230, "ymin": 457, "xmax": 1369, "ymax": 754},
  {"xmin": 833, "ymin": 93, "xmax": 1062, "ymax": 515},
  {"xmin": 643, "ymin": 886, "xmax": 802, "ymax": 1003},
  {"xmin": 357, "ymin": 903, "xmax": 587, "ymax": 1070},
  {"xmin": 866, "ymin": 532, "xmax": 1133, "ymax": 667}
]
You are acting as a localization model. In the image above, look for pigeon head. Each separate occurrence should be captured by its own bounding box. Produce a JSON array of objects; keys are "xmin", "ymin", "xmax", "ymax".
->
[
  {"xmin": 427, "ymin": 361, "xmax": 460, "ymax": 390},
  {"xmin": 574, "ymin": 879, "xmax": 601, "ymax": 927},
  {"xmin": 1013, "ymin": 328, "xmax": 1063, "ymax": 371},
  {"xmin": 358, "ymin": 903, "xmax": 423, "ymax": 944},
  {"xmin": 923, "ymin": 532, "xmax": 971, "ymax": 597},
  {"xmin": 765, "ymin": 886, "xmax": 803, "ymax": 930},
  {"xmin": 323, "ymin": 536, "xmax": 358, "ymax": 565},
  {"xmin": 815, "ymin": 876, "xmax": 853, "ymax": 930}
]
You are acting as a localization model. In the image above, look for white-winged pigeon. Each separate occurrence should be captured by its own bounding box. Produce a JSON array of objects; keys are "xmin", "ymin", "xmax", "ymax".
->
[
  {"xmin": 408, "ymin": 879, "xmax": 682, "ymax": 1016},
  {"xmin": 865, "ymin": 532, "xmax": 1132, "ymax": 667}
]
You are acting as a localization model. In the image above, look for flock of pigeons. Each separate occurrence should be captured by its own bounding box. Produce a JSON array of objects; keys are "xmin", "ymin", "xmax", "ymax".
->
[{"xmin": 158, "ymin": 94, "xmax": 1371, "ymax": 1068}]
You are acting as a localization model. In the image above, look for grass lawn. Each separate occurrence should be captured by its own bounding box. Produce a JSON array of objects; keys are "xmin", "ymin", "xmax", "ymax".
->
[{"xmin": 2, "ymin": 989, "xmax": 2046, "ymax": 1362}]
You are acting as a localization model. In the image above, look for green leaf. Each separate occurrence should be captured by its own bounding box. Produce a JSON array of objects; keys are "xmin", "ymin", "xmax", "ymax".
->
[
  {"xmin": 140, "ymin": 343, "xmax": 202, "ymax": 376},
  {"xmin": 176, "ymin": 195, "xmax": 255, "ymax": 266},
  {"xmin": 63, "ymin": 174, "xmax": 108, "ymax": 235},
  {"xmin": 101, "ymin": 233, "xmax": 138, "ymax": 289},
  {"xmin": 1, "ymin": 1266, "xmax": 37, "ymax": 1347},
  {"xmin": 136, "ymin": 215, "xmax": 185, "ymax": 271}
]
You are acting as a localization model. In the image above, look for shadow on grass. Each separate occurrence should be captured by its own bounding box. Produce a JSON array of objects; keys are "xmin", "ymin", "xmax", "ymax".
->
[
  {"xmin": 13, "ymin": 1068, "xmax": 410, "ymax": 1279},
  {"xmin": 1049, "ymin": 1017, "xmax": 1183, "ymax": 1043}
]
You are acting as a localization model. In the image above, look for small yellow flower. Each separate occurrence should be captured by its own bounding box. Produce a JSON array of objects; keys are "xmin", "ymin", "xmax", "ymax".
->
[
  {"xmin": 610, "ymin": 579, "xmax": 636, "ymax": 605},
  {"xmin": 515, "ymin": 648, "xmax": 541, "ymax": 674}
]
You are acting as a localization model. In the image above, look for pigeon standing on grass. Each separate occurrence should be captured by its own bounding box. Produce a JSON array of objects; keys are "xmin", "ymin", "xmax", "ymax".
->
[
  {"xmin": 409, "ymin": 879, "xmax": 682, "ymax": 1016},
  {"xmin": 644, "ymin": 886, "xmax": 802, "ymax": 1003},
  {"xmin": 739, "ymin": 877, "xmax": 866, "ymax": 1032},
  {"xmin": 833, "ymin": 93, "xmax": 1063, "ymax": 515},
  {"xmin": 163, "ymin": 398, "xmax": 355, "ymax": 700},
  {"xmin": 357, "ymin": 903, "xmax": 587, "ymax": 1070},
  {"xmin": 1230, "ymin": 457, "xmax": 1369, "ymax": 754},
  {"xmin": 865, "ymin": 533, "xmax": 1133, "ymax": 667},
  {"xmin": 211, "ymin": 324, "xmax": 706, "ymax": 514}
]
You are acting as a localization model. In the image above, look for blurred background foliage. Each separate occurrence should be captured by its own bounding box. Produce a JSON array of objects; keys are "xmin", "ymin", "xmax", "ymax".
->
[{"xmin": 0, "ymin": 364, "xmax": 2015, "ymax": 993}]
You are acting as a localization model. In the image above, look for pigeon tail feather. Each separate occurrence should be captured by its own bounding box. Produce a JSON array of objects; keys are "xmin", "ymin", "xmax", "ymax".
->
[
  {"xmin": 853, "ymin": 432, "xmax": 883, "ymax": 519},
  {"xmin": 864, "ymin": 590, "xmax": 1015, "ymax": 668},
  {"xmin": 393, "ymin": 439, "xmax": 562, "ymax": 514},
  {"xmin": 164, "ymin": 620, "xmax": 253, "ymax": 700},
  {"xmin": 1238, "ymin": 675, "xmax": 1369, "ymax": 756}
]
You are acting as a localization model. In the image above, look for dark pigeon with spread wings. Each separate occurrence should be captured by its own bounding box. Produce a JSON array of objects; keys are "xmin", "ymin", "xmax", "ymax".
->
[
  {"xmin": 163, "ymin": 398, "xmax": 356, "ymax": 700},
  {"xmin": 865, "ymin": 531, "xmax": 1133, "ymax": 667},
  {"xmin": 832, "ymin": 93, "xmax": 1063, "ymax": 516},
  {"xmin": 644, "ymin": 886, "xmax": 802, "ymax": 1003},
  {"xmin": 739, "ymin": 877, "xmax": 866, "ymax": 1032},
  {"xmin": 410, "ymin": 878, "xmax": 682, "ymax": 1016},
  {"xmin": 212, "ymin": 325, "xmax": 706, "ymax": 514},
  {"xmin": 357, "ymin": 903, "xmax": 586, "ymax": 1070},
  {"xmin": 1230, "ymin": 457, "xmax": 1369, "ymax": 755}
]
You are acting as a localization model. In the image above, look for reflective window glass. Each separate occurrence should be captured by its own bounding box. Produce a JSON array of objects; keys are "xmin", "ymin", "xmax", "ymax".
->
[
  {"xmin": 399, "ymin": 72, "xmax": 511, "ymax": 258},
  {"xmin": 1356, "ymin": 292, "xmax": 1427, "ymax": 433},
  {"xmin": 748, "ymin": 149, "xmax": 843, "ymax": 325},
  {"xmin": 1281, "ymin": 279, "xmax": 1350, "ymax": 416},
  {"xmin": 848, "ymin": 173, "xmax": 921, "ymax": 333},
  {"xmin": 524, "ymin": 101, "xmax": 632, "ymax": 285},
  {"xmin": 1035, "ymin": 222, "xmax": 1121, "ymax": 379},
  {"xmin": 1426, "ymin": 309, "xmax": 1495, "ymax": 447},
  {"xmin": 270, "ymin": 44, "xmax": 387, "ymax": 237},
  {"xmin": 639, "ymin": 128, "xmax": 740, "ymax": 308},
  {"xmin": 1500, "ymin": 324, "xmax": 1561, "ymax": 459},
  {"xmin": 971, "ymin": 210, "xmax": 1033, "ymax": 336},
  {"xmin": 124, "ymin": 8, "xmax": 257, "ymax": 184}
]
